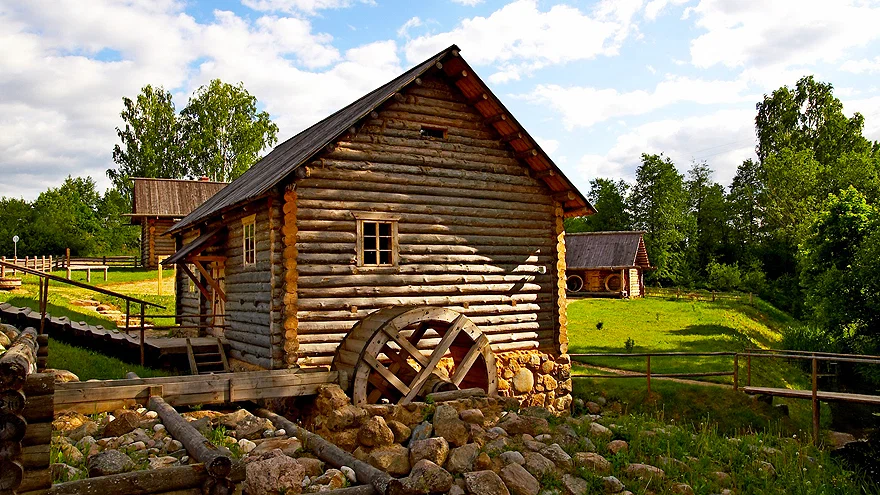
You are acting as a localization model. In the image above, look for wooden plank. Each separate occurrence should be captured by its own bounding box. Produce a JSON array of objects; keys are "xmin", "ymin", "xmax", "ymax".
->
[
  {"xmin": 742, "ymin": 386, "xmax": 880, "ymax": 405},
  {"xmin": 402, "ymin": 315, "xmax": 466, "ymax": 404},
  {"xmin": 450, "ymin": 335, "xmax": 489, "ymax": 387},
  {"xmin": 362, "ymin": 353, "xmax": 410, "ymax": 395}
]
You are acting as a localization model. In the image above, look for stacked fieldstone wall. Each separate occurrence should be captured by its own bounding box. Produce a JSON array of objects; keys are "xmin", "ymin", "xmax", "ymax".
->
[{"xmin": 495, "ymin": 350, "xmax": 572, "ymax": 413}]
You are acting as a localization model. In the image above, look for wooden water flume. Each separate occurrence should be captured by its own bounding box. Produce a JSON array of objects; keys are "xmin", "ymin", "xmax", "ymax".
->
[{"xmin": 332, "ymin": 307, "xmax": 497, "ymax": 405}]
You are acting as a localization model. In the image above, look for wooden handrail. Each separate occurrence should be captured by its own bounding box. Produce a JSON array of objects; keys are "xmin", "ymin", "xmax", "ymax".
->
[
  {"xmin": 744, "ymin": 348, "xmax": 880, "ymax": 360},
  {"xmin": 0, "ymin": 259, "xmax": 163, "ymax": 308},
  {"xmin": 571, "ymin": 351, "xmax": 736, "ymax": 358},
  {"xmin": 738, "ymin": 352, "xmax": 880, "ymax": 365}
]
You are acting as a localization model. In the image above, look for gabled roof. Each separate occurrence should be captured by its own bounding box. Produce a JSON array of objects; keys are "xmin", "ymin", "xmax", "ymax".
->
[
  {"xmin": 168, "ymin": 44, "xmax": 593, "ymax": 235},
  {"xmin": 130, "ymin": 178, "xmax": 227, "ymax": 219},
  {"xmin": 565, "ymin": 231, "xmax": 651, "ymax": 270}
]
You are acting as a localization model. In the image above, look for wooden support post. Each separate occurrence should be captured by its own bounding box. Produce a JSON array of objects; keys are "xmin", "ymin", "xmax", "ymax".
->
[
  {"xmin": 39, "ymin": 277, "xmax": 48, "ymax": 335},
  {"xmin": 157, "ymin": 256, "xmax": 164, "ymax": 296},
  {"xmin": 65, "ymin": 248, "xmax": 71, "ymax": 280},
  {"xmin": 733, "ymin": 354, "xmax": 739, "ymax": 391},
  {"xmin": 140, "ymin": 304, "xmax": 146, "ymax": 366},
  {"xmin": 125, "ymin": 300, "xmax": 130, "ymax": 333},
  {"xmin": 646, "ymin": 354, "xmax": 651, "ymax": 395},
  {"xmin": 812, "ymin": 357, "xmax": 819, "ymax": 445},
  {"xmin": 1, "ymin": 257, "xmax": 5, "ymax": 277}
]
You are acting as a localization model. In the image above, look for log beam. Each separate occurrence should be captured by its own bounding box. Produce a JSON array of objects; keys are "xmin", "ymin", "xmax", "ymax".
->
[{"xmin": 147, "ymin": 396, "xmax": 231, "ymax": 478}]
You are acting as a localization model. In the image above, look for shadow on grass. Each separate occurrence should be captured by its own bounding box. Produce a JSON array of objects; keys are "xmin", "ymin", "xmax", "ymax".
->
[{"xmin": 3, "ymin": 296, "xmax": 117, "ymax": 329}]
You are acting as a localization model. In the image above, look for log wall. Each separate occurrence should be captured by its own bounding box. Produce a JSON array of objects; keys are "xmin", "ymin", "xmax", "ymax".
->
[
  {"xmin": 289, "ymin": 75, "xmax": 562, "ymax": 368},
  {"xmin": 176, "ymin": 230, "xmax": 201, "ymax": 328},
  {"xmin": 219, "ymin": 196, "xmax": 285, "ymax": 369},
  {"xmin": 142, "ymin": 218, "xmax": 177, "ymax": 269}
]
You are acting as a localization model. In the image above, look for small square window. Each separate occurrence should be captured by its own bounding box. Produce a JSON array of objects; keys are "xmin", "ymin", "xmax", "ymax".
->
[
  {"xmin": 242, "ymin": 214, "xmax": 256, "ymax": 265},
  {"xmin": 354, "ymin": 212, "xmax": 399, "ymax": 268},
  {"xmin": 420, "ymin": 126, "xmax": 447, "ymax": 140}
]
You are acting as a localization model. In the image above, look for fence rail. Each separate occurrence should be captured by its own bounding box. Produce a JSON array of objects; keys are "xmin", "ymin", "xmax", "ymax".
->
[
  {"xmin": 55, "ymin": 255, "xmax": 139, "ymax": 268},
  {"xmin": 645, "ymin": 288, "xmax": 755, "ymax": 304},
  {"xmin": 0, "ymin": 256, "xmax": 53, "ymax": 275}
]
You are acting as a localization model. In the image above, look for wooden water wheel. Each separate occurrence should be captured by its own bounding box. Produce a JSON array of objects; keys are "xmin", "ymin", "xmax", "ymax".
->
[{"xmin": 332, "ymin": 307, "xmax": 497, "ymax": 405}]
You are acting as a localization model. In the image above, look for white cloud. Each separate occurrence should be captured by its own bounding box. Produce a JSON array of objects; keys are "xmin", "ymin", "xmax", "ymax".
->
[
  {"xmin": 519, "ymin": 75, "xmax": 751, "ymax": 129},
  {"xmin": 840, "ymin": 57, "xmax": 880, "ymax": 74},
  {"xmin": 241, "ymin": 0, "xmax": 371, "ymax": 15},
  {"xmin": 397, "ymin": 17, "xmax": 422, "ymax": 38},
  {"xmin": 451, "ymin": 0, "xmax": 484, "ymax": 5},
  {"xmin": 534, "ymin": 137, "xmax": 560, "ymax": 156},
  {"xmin": 576, "ymin": 109, "xmax": 756, "ymax": 187},
  {"xmin": 688, "ymin": 0, "xmax": 880, "ymax": 70},
  {"xmin": 844, "ymin": 96, "xmax": 880, "ymax": 141},
  {"xmin": 404, "ymin": 0, "xmax": 642, "ymax": 83}
]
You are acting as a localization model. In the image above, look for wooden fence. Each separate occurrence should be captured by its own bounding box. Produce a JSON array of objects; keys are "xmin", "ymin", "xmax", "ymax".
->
[
  {"xmin": 0, "ymin": 256, "xmax": 53, "ymax": 276},
  {"xmin": 54, "ymin": 255, "xmax": 139, "ymax": 269},
  {"xmin": 570, "ymin": 351, "xmax": 738, "ymax": 394},
  {"xmin": 645, "ymin": 287, "xmax": 755, "ymax": 304}
]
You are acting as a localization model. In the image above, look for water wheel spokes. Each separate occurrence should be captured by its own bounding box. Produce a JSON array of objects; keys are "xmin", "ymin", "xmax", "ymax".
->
[{"xmin": 332, "ymin": 307, "xmax": 497, "ymax": 405}]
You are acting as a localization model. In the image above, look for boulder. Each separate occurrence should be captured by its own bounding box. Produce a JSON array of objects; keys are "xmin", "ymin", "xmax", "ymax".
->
[
  {"xmin": 460, "ymin": 409, "xmax": 485, "ymax": 425},
  {"xmin": 68, "ymin": 421, "xmax": 100, "ymax": 442},
  {"xmin": 499, "ymin": 451, "xmax": 525, "ymax": 466},
  {"xmin": 87, "ymin": 449, "xmax": 135, "ymax": 477},
  {"xmin": 657, "ymin": 456, "xmax": 689, "ymax": 473},
  {"xmin": 387, "ymin": 420, "xmax": 412, "ymax": 444},
  {"xmin": 589, "ymin": 423, "xmax": 611, "ymax": 438},
  {"xmin": 561, "ymin": 474, "xmax": 588, "ymax": 495},
  {"xmin": 474, "ymin": 452, "xmax": 493, "ymax": 471},
  {"xmin": 316, "ymin": 384, "xmax": 353, "ymax": 412},
  {"xmin": 326, "ymin": 405, "xmax": 368, "ymax": 432},
  {"xmin": 369, "ymin": 445, "xmax": 411, "ymax": 476},
  {"xmin": 445, "ymin": 443, "xmax": 480, "ymax": 474},
  {"xmin": 148, "ymin": 456, "xmax": 178, "ymax": 469},
  {"xmin": 671, "ymin": 484, "xmax": 694, "ymax": 495},
  {"xmin": 218, "ymin": 409, "xmax": 253, "ymax": 429},
  {"xmin": 606, "ymin": 440, "xmax": 628, "ymax": 455},
  {"xmin": 409, "ymin": 421, "xmax": 434, "ymax": 444},
  {"xmin": 497, "ymin": 414, "xmax": 549, "ymax": 436},
  {"xmin": 56, "ymin": 441, "xmax": 84, "ymax": 465},
  {"xmin": 523, "ymin": 452, "xmax": 555, "ymax": 477},
  {"xmin": 341, "ymin": 466, "xmax": 357, "ymax": 484},
  {"xmin": 103, "ymin": 411, "xmax": 140, "ymax": 438},
  {"xmin": 244, "ymin": 451, "xmax": 306, "ymax": 495},
  {"xmin": 235, "ymin": 416, "xmax": 274, "ymax": 441},
  {"xmin": 540, "ymin": 444, "xmax": 572, "ymax": 469},
  {"xmin": 484, "ymin": 436, "xmax": 509, "ymax": 454},
  {"xmin": 51, "ymin": 462, "xmax": 84, "ymax": 482},
  {"xmin": 48, "ymin": 369, "xmax": 80, "ymax": 383},
  {"xmin": 238, "ymin": 438, "xmax": 257, "ymax": 453},
  {"xmin": 601, "ymin": 476, "xmax": 624, "ymax": 494},
  {"xmin": 409, "ymin": 437, "xmax": 449, "ymax": 466},
  {"xmin": 359, "ymin": 416, "xmax": 396, "ymax": 448},
  {"xmin": 433, "ymin": 405, "xmax": 469, "ymax": 447},
  {"xmin": 623, "ymin": 463, "xmax": 664, "ymax": 480},
  {"xmin": 586, "ymin": 402, "xmax": 601, "ymax": 414},
  {"xmin": 312, "ymin": 469, "xmax": 347, "ymax": 490},
  {"xmin": 512, "ymin": 369, "xmax": 534, "ymax": 393},
  {"xmin": 500, "ymin": 463, "xmax": 540, "ymax": 495},
  {"xmin": 465, "ymin": 471, "xmax": 510, "ymax": 495},
  {"xmin": 388, "ymin": 459, "xmax": 454, "ymax": 495},
  {"xmin": 574, "ymin": 452, "xmax": 610, "ymax": 474}
]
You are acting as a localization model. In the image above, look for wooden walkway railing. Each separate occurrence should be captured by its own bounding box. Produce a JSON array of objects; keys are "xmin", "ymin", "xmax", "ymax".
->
[
  {"xmin": 570, "ymin": 351, "xmax": 738, "ymax": 394},
  {"xmin": 0, "ymin": 256, "xmax": 53, "ymax": 275},
  {"xmin": 0, "ymin": 259, "xmax": 164, "ymax": 365}
]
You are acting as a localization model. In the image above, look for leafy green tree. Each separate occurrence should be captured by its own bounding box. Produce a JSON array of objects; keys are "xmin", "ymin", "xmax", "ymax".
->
[
  {"xmin": 0, "ymin": 198, "xmax": 35, "ymax": 257},
  {"xmin": 108, "ymin": 85, "xmax": 186, "ymax": 201},
  {"xmin": 564, "ymin": 178, "xmax": 631, "ymax": 233},
  {"xmin": 727, "ymin": 159, "xmax": 764, "ymax": 263},
  {"xmin": 685, "ymin": 161, "xmax": 729, "ymax": 272},
  {"xmin": 95, "ymin": 188, "xmax": 139, "ymax": 255},
  {"xmin": 31, "ymin": 177, "xmax": 103, "ymax": 255},
  {"xmin": 181, "ymin": 79, "xmax": 279, "ymax": 182},
  {"xmin": 629, "ymin": 153, "xmax": 689, "ymax": 284}
]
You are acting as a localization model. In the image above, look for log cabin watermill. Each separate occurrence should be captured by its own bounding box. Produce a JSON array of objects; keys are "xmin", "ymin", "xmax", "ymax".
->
[
  {"xmin": 164, "ymin": 44, "xmax": 594, "ymax": 411},
  {"xmin": 332, "ymin": 307, "xmax": 496, "ymax": 405}
]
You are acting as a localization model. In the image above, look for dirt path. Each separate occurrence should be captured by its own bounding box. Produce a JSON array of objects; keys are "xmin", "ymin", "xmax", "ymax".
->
[{"xmin": 574, "ymin": 363, "xmax": 732, "ymax": 389}]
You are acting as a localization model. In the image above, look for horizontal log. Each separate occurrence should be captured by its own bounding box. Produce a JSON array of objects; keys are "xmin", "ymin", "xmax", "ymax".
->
[
  {"xmin": 228, "ymin": 350, "xmax": 272, "ymax": 370},
  {"xmin": 352, "ymin": 124, "xmax": 508, "ymax": 152},
  {"xmin": 297, "ymin": 203, "xmax": 549, "ymax": 230},
  {"xmin": 323, "ymin": 147, "xmax": 526, "ymax": 178},
  {"xmin": 336, "ymin": 140, "xmax": 519, "ymax": 170},
  {"xmin": 1, "ymin": 459, "xmax": 24, "ymax": 491},
  {"xmin": 297, "ymin": 186, "xmax": 553, "ymax": 215},
  {"xmin": 298, "ymin": 273, "xmax": 545, "ymax": 288},
  {"xmin": 23, "ymin": 374, "xmax": 53, "ymax": 397},
  {"xmin": 373, "ymin": 110, "xmax": 491, "ymax": 134},
  {"xmin": 399, "ymin": 244, "xmax": 552, "ymax": 256},
  {"xmin": 296, "ymin": 230, "xmax": 551, "ymax": 247},
  {"xmin": 23, "ymin": 394, "xmax": 54, "ymax": 422},
  {"xmin": 296, "ymin": 282, "xmax": 546, "ymax": 298},
  {"xmin": 362, "ymin": 117, "xmax": 495, "ymax": 142},
  {"xmin": 297, "ymin": 305, "xmax": 546, "ymax": 323},
  {"xmin": 47, "ymin": 464, "xmax": 211, "ymax": 495},
  {"xmin": 297, "ymin": 199, "xmax": 549, "ymax": 223},
  {"xmin": 21, "ymin": 422, "xmax": 51, "ymax": 447},
  {"xmin": 20, "ymin": 444, "xmax": 49, "ymax": 468},
  {"xmin": 227, "ymin": 340, "xmax": 275, "ymax": 360},
  {"xmin": 310, "ymin": 157, "xmax": 537, "ymax": 188},
  {"xmin": 17, "ymin": 466, "xmax": 49, "ymax": 493},
  {"xmin": 224, "ymin": 329, "xmax": 276, "ymax": 348},
  {"xmin": 0, "ymin": 328, "xmax": 38, "ymax": 390},
  {"xmin": 149, "ymin": 396, "xmax": 231, "ymax": 477},
  {"xmin": 297, "ymin": 293, "xmax": 552, "ymax": 312},
  {"xmin": 297, "ymin": 219, "xmax": 550, "ymax": 239}
]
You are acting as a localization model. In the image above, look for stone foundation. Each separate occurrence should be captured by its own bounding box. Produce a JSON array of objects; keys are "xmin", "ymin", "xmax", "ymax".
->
[{"xmin": 495, "ymin": 350, "xmax": 572, "ymax": 413}]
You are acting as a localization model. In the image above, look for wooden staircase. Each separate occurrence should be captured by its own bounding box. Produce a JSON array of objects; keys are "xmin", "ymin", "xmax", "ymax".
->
[{"xmin": 186, "ymin": 337, "xmax": 230, "ymax": 375}]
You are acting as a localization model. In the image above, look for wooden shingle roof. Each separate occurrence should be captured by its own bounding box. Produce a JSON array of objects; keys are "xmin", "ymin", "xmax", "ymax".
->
[
  {"xmin": 131, "ymin": 178, "xmax": 227, "ymax": 220},
  {"xmin": 168, "ymin": 44, "xmax": 593, "ymax": 235},
  {"xmin": 565, "ymin": 231, "xmax": 651, "ymax": 270}
]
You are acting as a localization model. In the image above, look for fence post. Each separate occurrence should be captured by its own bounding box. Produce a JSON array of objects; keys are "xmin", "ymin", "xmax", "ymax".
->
[
  {"xmin": 749, "ymin": 292, "xmax": 754, "ymax": 305},
  {"xmin": 712, "ymin": 291, "xmax": 716, "ymax": 302},
  {"xmin": 747, "ymin": 355, "xmax": 752, "ymax": 387},
  {"xmin": 125, "ymin": 300, "xmax": 131, "ymax": 333},
  {"xmin": 733, "ymin": 354, "xmax": 739, "ymax": 391},
  {"xmin": 646, "ymin": 354, "xmax": 652, "ymax": 395},
  {"xmin": 39, "ymin": 277, "xmax": 48, "ymax": 335},
  {"xmin": 13, "ymin": 256, "xmax": 17, "ymax": 275},
  {"xmin": 49, "ymin": 255, "xmax": 52, "ymax": 272},
  {"xmin": 66, "ymin": 248, "xmax": 71, "ymax": 280},
  {"xmin": 158, "ymin": 257, "xmax": 164, "ymax": 296},
  {"xmin": 140, "ymin": 303, "xmax": 146, "ymax": 366},
  {"xmin": 812, "ymin": 357, "xmax": 820, "ymax": 445},
  {"xmin": 1, "ymin": 257, "xmax": 5, "ymax": 277}
]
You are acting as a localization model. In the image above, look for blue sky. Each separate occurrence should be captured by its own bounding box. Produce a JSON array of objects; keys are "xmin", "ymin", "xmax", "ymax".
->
[{"xmin": 2, "ymin": 0, "xmax": 880, "ymax": 200}]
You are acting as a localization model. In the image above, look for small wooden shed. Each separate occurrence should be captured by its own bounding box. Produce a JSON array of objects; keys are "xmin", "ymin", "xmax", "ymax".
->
[
  {"xmin": 564, "ymin": 231, "xmax": 651, "ymax": 298},
  {"xmin": 164, "ymin": 45, "xmax": 594, "ymax": 410},
  {"xmin": 128, "ymin": 178, "xmax": 227, "ymax": 268}
]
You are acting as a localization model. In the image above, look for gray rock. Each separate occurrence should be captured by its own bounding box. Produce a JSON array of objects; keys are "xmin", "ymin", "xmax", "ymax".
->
[
  {"xmin": 409, "ymin": 421, "xmax": 433, "ymax": 444},
  {"xmin": 500, "ymin": 463, "xmax": 540, "ymax": 495},
  {"xmin": 446, "ymin": 443, "xmax": 480, "ymax": 474},
  {"xmin": 409, "ymin": 436, "xmax": 449, "ymax": 466},
  {"xmin": 449, "ymin": 485, "xmax": 466, "ymax": 495},
  {"xmin": 87, "ymin": 449, "xmax": 135, "ymax": 477},
  {"xmin": 312, "ymin": 469, "xmax": 347, "ymax": 490},
  {"xmin": 465, "ymin": 470, "xmax": 511, "ymax": 495},
  {"xmin": 524, "ymin": 440, "xmax": 546, "ymax": 452},
  {"xmin": 51, "ymin": 462, "xmax": 84, "ymax": 482},
  {"xmin": 540, "ymin": 444, "xmax": 572, "ymax": 469},
  {"xmin": 523, "ymin": 452, "xmax": 555, "ymax": 477},
  {"xmin": 512, "ymin": 369, "xmax": 534, "ymax": 393},
  {"xmin": 589, "ymin": 423, "xmax": 611, "ymax": 438},
  {"xmin": 369, "ymin": 445, "xmax": 411, "ymax": 476},
  {"xmin": 148, "ymin": 456, "xmax": 178, "ymax": 469},
  {"xmin": 433, "ymin": 405, "xmax": 469, "ymax": 447},
  {"xmin": 623, "ymin": 463, "xmax": 664, "ymax": 480},
  {"xmin": 499, "ymin": 451, "xmax": 525, "ymax": 466},
  {"xmin": 67, "ymin": 421, "xmax": 99, "ymax": 442},
  {"xmin": 218, "ymin": 409, "xmax": 253, "ymax": 429},
  {"xmin": 460, "ymin": 409, "xmax": 485, "ymax": 425},
  {"xmin": 561, "ymin": 474, "xmax": 588, "ymax": 495},
  {"xmin": 486, "ymin": 426, "xmax": 507, "ymax": 438},
  {"xmin": 601, "ymin": 476, "xmax": 624, "ymax": 494},
  {"xmin": 235, "ymin": 415, "xmax": 274, "ymax": 441},
  {"xmin": 606, "ymin": 440, "xmax": 628, "ymax": 455},
  {"xmin": 296, "ymin": 457, "xmax": 326, "ymax": 477},
  {"xmin": 387, "ymin": 420, "xmax": 412, "ymax": 444},
  {"xmin": 670, "ymin": 483, "xmax": 694, "ymax": 495},
  {"xmin": 484, "ymin": 436, "xmax": 509, "ymax": 453},
  {"xmin": 103, "ymin": 411, "xmax": 140, "ymax": 438},
  {"xmin": 341, "ymin": 466, "xmax": 357, "ymax": 484},
  {"xmin": 498, "ymin": 413, "xmax": 549, "ymax": 436}
]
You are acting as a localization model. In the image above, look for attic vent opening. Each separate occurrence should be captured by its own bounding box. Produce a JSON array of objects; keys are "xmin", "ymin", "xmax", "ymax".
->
[{"xmin": 420, "ymin": 126, "xmax": 447, "ymax": 140}]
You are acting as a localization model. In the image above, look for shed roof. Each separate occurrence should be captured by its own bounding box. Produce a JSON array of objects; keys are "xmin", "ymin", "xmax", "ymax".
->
[
  {"xmin": 131, "ymin": 178, "xmax": 227, "ymax": 220},
  {"xmin": 168, "ymin": 44, "xmax": 593, "ymax": 235},
  {"xmin": 565, "ymin": 231, "xmax": 651, "ymax": 270}
]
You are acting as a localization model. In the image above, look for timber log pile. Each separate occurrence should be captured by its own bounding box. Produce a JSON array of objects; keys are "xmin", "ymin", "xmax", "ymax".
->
[{"xmin": 0, "ymin": 326, "xmax": 52, "ymax": 495}]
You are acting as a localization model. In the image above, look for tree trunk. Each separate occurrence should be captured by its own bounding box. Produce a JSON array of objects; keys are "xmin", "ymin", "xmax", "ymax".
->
[{"xmin": 147, "ymin": 396, "xmax": 231, "ymax": 478}]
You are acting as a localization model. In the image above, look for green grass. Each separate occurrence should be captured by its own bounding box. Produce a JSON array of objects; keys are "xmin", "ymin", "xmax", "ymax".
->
[{"xmin": 47, "ymin": 337, "xmax": 169, "ymax": 380}]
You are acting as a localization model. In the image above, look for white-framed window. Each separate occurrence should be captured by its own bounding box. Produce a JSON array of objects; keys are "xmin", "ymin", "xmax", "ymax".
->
[
  {"xmin": 242, "ymin": 214, "xmax": 256, "ymax": 265},
  {"xmin": 353, "ymin": 212, "xmax": 399, "ymax": 267}
]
